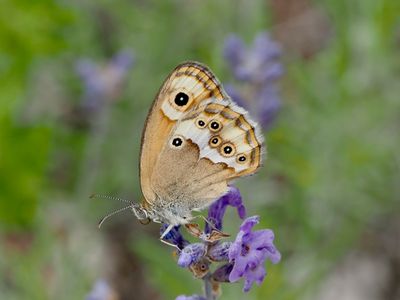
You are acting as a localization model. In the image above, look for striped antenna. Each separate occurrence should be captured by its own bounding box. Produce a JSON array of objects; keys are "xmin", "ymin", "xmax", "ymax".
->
[
  {"xmin": 98, "ymin": 205, "xmax": 133, "ymax": 228},
  {"xmin": 90, "ymin": 193, "xmax": 132, "ymax": 204}
]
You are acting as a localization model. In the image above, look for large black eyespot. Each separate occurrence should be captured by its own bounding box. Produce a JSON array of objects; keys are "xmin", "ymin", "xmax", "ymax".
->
[
  {"xmin": 208, "ymin": 120, "xmax": 222, "ymax": 132},
  {"xmin": 196, "ymin": 118, "xmax": 206, "ymax": 128},
  {"xmin": 174, "ymin": 92, "xmax": 189, "ymax": 106},
  {"xmin": 220, "ymin": 142, "xmax": 236, "ymax": 157},
  {"xmin": 224, "ymin": 146, "xmax": 233, "ymax": 154},
  {"xmin": 171, "ymin": 137, "xmax": 183, "ymax": 147}
]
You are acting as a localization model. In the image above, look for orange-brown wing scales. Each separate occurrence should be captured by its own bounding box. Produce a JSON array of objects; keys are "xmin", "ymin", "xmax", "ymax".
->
[
  {"xmin": 140, "ymin": 62, "xmax": 228, "ymax": 207},
  {"xmin": 159, "ymin": 63, "xmax": 227, "ymax": 121},
  {"xmin": 150, "ymin": 140, "xmax": 234, "ymax": 212},
  {"xmin": 140, "ymin": 109, "xmax": 176, "ymax": 207}
]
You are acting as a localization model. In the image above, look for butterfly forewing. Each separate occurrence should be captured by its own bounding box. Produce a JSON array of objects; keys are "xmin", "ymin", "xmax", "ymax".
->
[{"xmin": 140, "ymin": 62, "xmax": 228, "ymax": 208}]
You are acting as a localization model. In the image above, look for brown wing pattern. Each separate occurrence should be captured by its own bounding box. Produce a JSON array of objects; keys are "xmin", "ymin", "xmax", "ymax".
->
[{"xmin": 139, "ymin": 62, "xmax": 228, "ymax": 207}]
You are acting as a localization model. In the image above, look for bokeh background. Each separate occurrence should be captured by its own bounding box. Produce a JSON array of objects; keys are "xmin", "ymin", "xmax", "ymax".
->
[{"xmin": 1, "ymin": 0, "xmax": 399, "ymax": 299}]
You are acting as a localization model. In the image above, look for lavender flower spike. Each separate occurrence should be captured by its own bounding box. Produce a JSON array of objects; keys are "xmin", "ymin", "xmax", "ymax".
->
[
  {"xmin": 176, "ymin": 295, "xmax": 207, "ymax": 300},
  {"xmin": 223, "ymin": 32, "xmax": 283, "ymax": 84},
  {"xmin": 76, "ymin": 50, "xmax": 134, "ymax": 113},
  {"xmin": 169, "ymin": 188, "xmax": 281, "ymax": 298},
  {"xmin": 223, "ymin": 32, "xmax": 283, "ymax": 129},
  {"xmin": 228, "ymin": 216, "xmax": 281, "ymax": 292},
  {"xmin": 205, "ymin": 186, "xmax": 246, "ymax": 233}
]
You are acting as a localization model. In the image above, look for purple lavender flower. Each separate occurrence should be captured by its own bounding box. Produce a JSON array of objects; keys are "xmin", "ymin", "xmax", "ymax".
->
[
  {"xmin": 176, "ymin": 295, "xmax": 207, "ymax": 300},
  {"xmin": 207, "ymin": 242, "xmax": 232, "ymax": 262},
  {"xmin": 228, "ymin": 216, "xmax": 281, "ymax": 292},
  {"xmin": 212, "ymin": 263, "xmax": 234, "ymax": 283},
  {"xmin": 170, "ymin": 187, "xmax": 280, "ymax": 298},
  {"xmin": 223, "ymin": 35, "xmax": 246, "ymax": 75},
  {"xmin": 76, "ymin": 50, "xmax": 134, "ymax": 113},
  {"xmin": 223, "ymin": 32, "xmax": 283, "ymax": 129},
  {"xmin": 86, "ymin": 279, "xmax": 116, "ymax": 300},
  {"xmin": 224, "ymin": 33, "xmax": 282, "ymax": 84},
  {"xmin": 205, "ymin": 186, "xmax": 246, "ymax": 233},
  {"xmin": 256, "ymin": 85, "xmax": 281, "ymax": 129},
  {"xmin": 224, "ymin": 84, "xmax": 246, "ymax": 107},
  {"xmin": 178, "ymin": 243, "xmax": 207, "ymax": 267}
]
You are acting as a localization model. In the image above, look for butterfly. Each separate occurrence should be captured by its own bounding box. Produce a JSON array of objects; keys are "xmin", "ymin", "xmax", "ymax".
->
[{"xmin": 96, "ymin": 61, "xmax": 264, "ymax": 242}]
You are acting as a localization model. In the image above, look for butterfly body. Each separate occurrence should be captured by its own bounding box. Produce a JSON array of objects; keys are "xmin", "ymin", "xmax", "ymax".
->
[{"xmin": 136, "ymin": 62, "xmax": 264, "ymax": 228}]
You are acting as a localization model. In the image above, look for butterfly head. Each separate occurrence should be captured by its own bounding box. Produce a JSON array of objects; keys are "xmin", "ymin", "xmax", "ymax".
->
[{"xmin": 130, "ymin": 202, "xmax": 150, "ymax": 222}]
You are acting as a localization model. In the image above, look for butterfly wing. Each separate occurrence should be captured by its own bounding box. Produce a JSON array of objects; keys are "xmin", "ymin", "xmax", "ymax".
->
[
  {"xmin": 174, "ymin": 99, "xmax": 264, "ymax": 178},
  {"xmin": 140, "ymin": 61, "xmax": 264, "ymax": 224},
  {"xmin": 140, "ymin": 62, "xmax": 227, "ymax": 208}
]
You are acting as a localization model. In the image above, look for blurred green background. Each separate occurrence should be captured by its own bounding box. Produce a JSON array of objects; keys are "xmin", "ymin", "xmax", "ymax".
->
[{"xmin": 1, "ymin": 0, "xmax": 399, "ymax": 299}]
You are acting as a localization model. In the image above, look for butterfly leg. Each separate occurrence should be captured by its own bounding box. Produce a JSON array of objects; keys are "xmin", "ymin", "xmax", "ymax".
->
[
  {"xmin": 160, "ymin": 224, "xmax": 174, "ymax": 240},
  {"xmin": 159, "ymin": 238, "xmax": 180, "ymax": 250},
  {"xmin": 185, "ymin": 220, "xmax": 230, "ymax": 243},
  {"xmin": 159, "ymin": 224, "xmax": 181, "ymax": 250},
  {"xmin": 197, "ymin": 215, "xmax": 221, "ymax": 232},
  {"xmin": 196, "ymin": 215, "xmax": 231, "ymax": 240}
]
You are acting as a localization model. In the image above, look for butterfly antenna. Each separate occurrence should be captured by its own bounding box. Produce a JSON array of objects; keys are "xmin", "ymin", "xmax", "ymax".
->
[
  {"xmin": 90, "ymin": 193, "xmax": 132, "ymax": 204},
  {"xmin": 98, "ymin": 205, "xmax": 133, "ymax": 228}
]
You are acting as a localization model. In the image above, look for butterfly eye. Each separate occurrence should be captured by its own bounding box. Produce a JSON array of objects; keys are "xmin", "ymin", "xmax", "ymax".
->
[
  {"xmin": 209, "ymin": 136, "xmax": 221, "ymax": 148},
  {"xmin": 196, "ymin": 118, "xmax": 207, "ymax": 128},
  {"xmin": 170, "ymin": 135, "xmax": 185, "ymax": 148},
  {"xmin": 220, "ymin": 142, "xmax": 236, "ymax": 157},
  {"xmin": 236, "ymin": 154, "xmax": 247, "ymax": 164},
  {"xmin": 208, "ymin": 120, "xmax": 222, "ymax": 132},
  {"xmin": 174, "ymin": 92, "xmax": 189, "ymax": 106}
]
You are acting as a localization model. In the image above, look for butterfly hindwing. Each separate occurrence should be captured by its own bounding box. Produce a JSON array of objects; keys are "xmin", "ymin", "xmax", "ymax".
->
[{"xmin": 173, "ymin": 99, "xmax": 264, "ymax": 178}]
